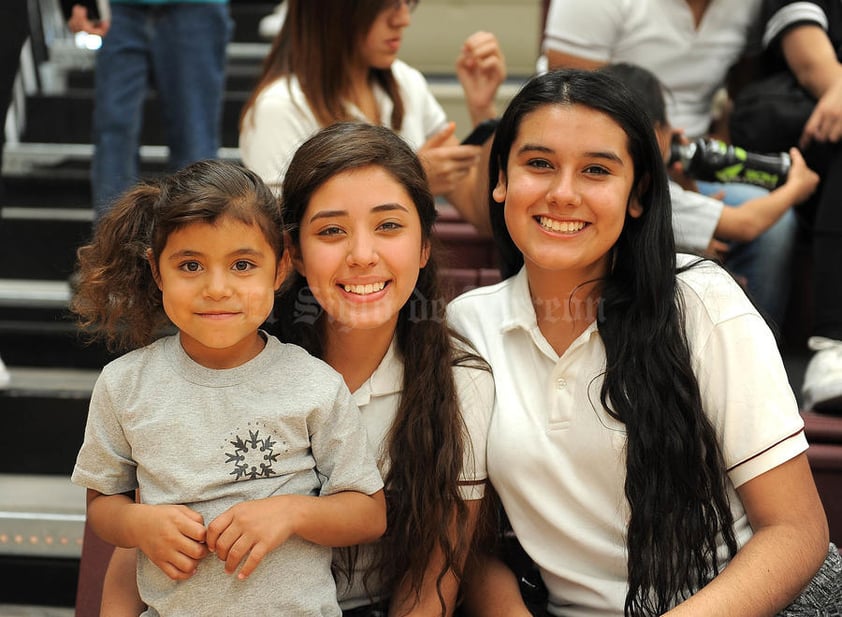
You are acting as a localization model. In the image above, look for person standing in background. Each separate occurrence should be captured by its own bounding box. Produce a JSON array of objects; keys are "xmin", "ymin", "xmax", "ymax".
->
[
  {"xmin": 540, "ymin": 0, "xmax": 798, "ymax": 329},
  {"xmin": 64, "ymin": 0, "xmax": 232, "ymax": 220}
]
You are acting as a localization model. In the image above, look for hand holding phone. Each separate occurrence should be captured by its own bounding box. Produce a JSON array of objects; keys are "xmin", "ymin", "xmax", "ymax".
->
[{"xmin": 461, "ymin": 118, "xmax": 500, "ymax": 146}]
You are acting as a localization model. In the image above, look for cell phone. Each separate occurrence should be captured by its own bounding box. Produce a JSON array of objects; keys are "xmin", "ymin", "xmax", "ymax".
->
[{"xmin": 461, "ymin": 118, "xmax": 500, "ymax": 145}]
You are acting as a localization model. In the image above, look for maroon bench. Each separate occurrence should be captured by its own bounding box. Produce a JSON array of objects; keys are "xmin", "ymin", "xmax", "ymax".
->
[{"xmin": 803, "ymin": 410, "xmax": 842, "ymax": 548}]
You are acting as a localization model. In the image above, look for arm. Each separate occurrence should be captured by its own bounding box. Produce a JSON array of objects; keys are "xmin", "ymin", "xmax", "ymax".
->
[
  {"xmin": 665, "ymin": 453, "xmax": 829, "ymax": 616},
  {"xmin": 460, "ymin": 554, "xmax": 533, "ymax": 617},
  {"xmin": 545, "ymin": 50, "xmax": 605, "ymax": 71},
  {"xmin": 713, "ymin": 147, "xmax": 818, "ymax": 242},
  {"xmin": 206, "ymin": 489, "xmax": 386, "ymax": 579},
  {"xmin": 100, "ymin": 547, "xmax": 146, "ymax": 617},
  {"xmin": 779, "ymin": 24, "xmax": 842, "ymax": 147},
  {"xmin": 86, "ymin": 489, "xmax": 208, "ymax": 581},
  {"xmin": 387, "ymin": 500, "xmax": 483, "ymax": 617}
]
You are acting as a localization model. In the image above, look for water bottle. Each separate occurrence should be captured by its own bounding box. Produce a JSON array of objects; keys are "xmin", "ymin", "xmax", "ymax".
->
[{"xmin": 668, "ymin": 137, "xmax": 791, "ymax": 190}]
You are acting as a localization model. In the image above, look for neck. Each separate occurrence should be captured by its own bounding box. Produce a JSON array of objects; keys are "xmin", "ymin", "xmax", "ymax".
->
[
  {"xmin": 525, "ymin": 264, "xmax": 604, "ymax": 356},
  {"xmin": 323, "ymin": 321, "xmax": 396, "ymax": 393},
  {"xmin": 684, "ymin": 0, "xmax": 711, "ymax": 28}
]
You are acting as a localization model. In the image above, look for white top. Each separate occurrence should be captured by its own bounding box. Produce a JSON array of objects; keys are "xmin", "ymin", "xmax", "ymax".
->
[
  {"xmin": 239, "ymin": 59, "xmax": 449, "ymax": 193},
  {"xmin": 670, "ymin": 179, "xmax": 724, "ymax": 252},
  {"xmin": 542, "ymin": 0, "xmax": 763, "ymax": 138},
  {"xmin": 447, "ymin": 256, "xmax": 807, "ymax": 617},
  {"xmin": 335, "ymin": 338, "xmax": 495, "ymax": 610}
]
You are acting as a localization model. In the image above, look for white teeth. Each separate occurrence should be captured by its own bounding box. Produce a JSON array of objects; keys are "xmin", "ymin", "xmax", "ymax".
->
[
  {"xmin": 539, "ymin": 216, "xmax": 585, "ymax": 233},
  {"xmin": 343, "ymin": 282, "xmax": 387, "ymax": 295}
]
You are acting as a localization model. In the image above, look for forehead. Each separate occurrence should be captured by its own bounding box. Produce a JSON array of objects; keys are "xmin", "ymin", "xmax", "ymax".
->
[
  {"xmin": 308, "ymin": 166, "xmax": 413, "ymax": 209},
  {"xmin": 513, "ymin": 103, "xmax": 631, "ymax": 156}
]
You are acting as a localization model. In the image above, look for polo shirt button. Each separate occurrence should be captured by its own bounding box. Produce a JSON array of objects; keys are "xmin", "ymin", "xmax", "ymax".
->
[{"xmin": 555, "ymin": 378, "xmax": 567, "ymax": 390}]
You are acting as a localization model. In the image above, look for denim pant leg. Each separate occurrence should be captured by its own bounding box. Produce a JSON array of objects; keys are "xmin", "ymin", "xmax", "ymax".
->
[
  {"xmin": 696, "ymin": 180, "xmax": 797, "ymax": 327},
  {"xmin": 150, "ymin": 3, "xmax": 232, "ymax": 171},
  {"xmin": 91, "ymin": 4, "xmax": 152, "ymax": 217}
]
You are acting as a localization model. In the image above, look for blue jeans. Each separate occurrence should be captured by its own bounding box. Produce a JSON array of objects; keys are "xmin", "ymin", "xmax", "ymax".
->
[
  {"xmin": 91, "ymin": 2, "xmax": 233, "ymax": 217},
  {"xmin": 696, "ymin": 180, "xmax": 797, "ymax": 327}
]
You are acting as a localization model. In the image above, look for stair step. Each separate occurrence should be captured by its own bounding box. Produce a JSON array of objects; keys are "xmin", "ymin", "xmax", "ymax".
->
[{"xmin": 0, "ymin": 475, "xmax": 85, "ymax": 559}]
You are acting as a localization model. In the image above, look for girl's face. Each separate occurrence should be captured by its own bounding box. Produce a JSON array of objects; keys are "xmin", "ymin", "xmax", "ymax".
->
[
  {"xmin": 151, "ymin": 216, "xmax": 284, "ymax": 369},
  {"xmin": 495, "ymin": 103, "xmax": 643, "ymax": 281},
  {"xmin": 359, "ymin": 1, "xmax": 412, "ymax": 70},
  {"xmin": 293, "ymin": 165, "xmax": 429, "ymax": 337}
]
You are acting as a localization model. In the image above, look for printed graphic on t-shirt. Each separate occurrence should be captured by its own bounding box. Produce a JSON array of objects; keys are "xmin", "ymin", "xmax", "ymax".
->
[{"xmin": 225, "ymin": 426, "xmax": 285, "ymax": 481}]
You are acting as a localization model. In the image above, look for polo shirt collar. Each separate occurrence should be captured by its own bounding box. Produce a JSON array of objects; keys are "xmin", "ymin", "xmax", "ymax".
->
[{"xmin": 352, "ymin": 336, "xmax": 403, "ymax": 407}]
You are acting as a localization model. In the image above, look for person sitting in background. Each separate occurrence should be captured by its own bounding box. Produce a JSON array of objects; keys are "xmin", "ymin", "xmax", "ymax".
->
[
  {"xmin": 539, "ymin": 0, "xmax": 799, "ymax": 328},
  {"xmin": 238, "ymin": 0, "xmax": 507, "ymax": 235},
  {"xmin": 729, "ymin": 0, "xmax": 842, "ymax": 413},
  {"xmin": 600, "ymin": 62, "xmax": 818, "ymax": 328}
]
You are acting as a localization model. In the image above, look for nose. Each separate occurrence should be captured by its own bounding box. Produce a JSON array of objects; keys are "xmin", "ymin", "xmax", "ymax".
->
[
  {"xmin": 204, "ymin": 268, "xmax": 233, "ymax": 299},
  {"xmin": 546, "ymin": 170, "xmax": 582, "ymax": 208},
  {"xmin": 388, "ymin": 1, "xmax": 412, "ymax": 27},
  {"xmin": 346, "ymin": 231, "xmax": 379, "ymax": 267}
]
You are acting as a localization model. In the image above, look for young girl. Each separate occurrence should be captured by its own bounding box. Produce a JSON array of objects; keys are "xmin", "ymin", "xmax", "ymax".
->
[
  {"xmin": 99, "ymin": 124, "xmax": 495, "ymax": 616},
  {"xmin": 447, "ymin": 69, "xmax": 842, "ymax": 615},
  {"xmin": 238, "ymin": 0, "xmax": 506, "ymax": 233},
  {"xmin": 70, "ymin": 160, "xmax": 386, "ymax": 616}
]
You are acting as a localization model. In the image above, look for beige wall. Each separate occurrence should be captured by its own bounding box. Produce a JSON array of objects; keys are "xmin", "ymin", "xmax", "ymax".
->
[{"xmin": 399, "ymin": 0, "xmax": 541, "ymax": 139}]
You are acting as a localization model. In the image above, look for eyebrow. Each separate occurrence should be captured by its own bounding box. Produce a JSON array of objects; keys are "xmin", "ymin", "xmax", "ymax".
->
[
  {"xmin": 166, "ymin": 247, "xmax": 265, "ymax": 260},
  {"xmin": 517, "ymin": 143, "xmax": 625, "ymax": 165},
  {"xmin": 308, "ymin": 202, "xmax": 410, "ymax": 223}
]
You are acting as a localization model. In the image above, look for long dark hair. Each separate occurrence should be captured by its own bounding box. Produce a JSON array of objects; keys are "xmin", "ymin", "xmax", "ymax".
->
[
  {"xmin": 71, "ymin": 160, "xmax": 282, "ymax": 351},
  {"xmin": 240, "ymin": 0, "xmax": 405, "ymax": 131},
  {"xmin": 489, "ymin": 70, "xmax": 738, "ymax": 615},
  {"xmin": 275, "ymin": 122, "xmax": 484, "ymax": 614}
]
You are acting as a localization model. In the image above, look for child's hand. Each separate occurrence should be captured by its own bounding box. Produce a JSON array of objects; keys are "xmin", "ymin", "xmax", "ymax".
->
[
  {"xmin": 418, "ymin": 123, "xmax": 481, "ymax": 195},
  {"xmin": 132, "ymin": 504, "xmax": 208, "ymax": 580},
  {"xmin": 207, "ymin": 497, "xmax": 297, "ymax": 579},
  {"xmin": 782, "ymin": 147, "xmax": 819, "ymax": 205}
]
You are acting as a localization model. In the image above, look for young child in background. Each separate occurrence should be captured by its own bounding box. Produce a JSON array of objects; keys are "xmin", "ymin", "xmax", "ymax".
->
[
  {"xmin": 451, "ymin": 69, "xmax": 840, "ymax": 616},
  {"xmin": 70, "ymin": 159, "xmax": 386, "ymax": 616}
]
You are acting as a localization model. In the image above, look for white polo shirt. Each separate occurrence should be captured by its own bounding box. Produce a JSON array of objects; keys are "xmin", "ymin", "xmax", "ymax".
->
[
  {"xmin": 335, "ymin": 337, "xmax": 495, "ymax": 610},
  {"xmin": 447, "ymin": 255, "xmax": 806, "ymax": 616},
  {"xmin": 239, "ymin": 59, "xmax": 449, "ymax": 193},
  {"xmin": 542, "ymin": 0, "xmax": 763, "ymax": 138}
]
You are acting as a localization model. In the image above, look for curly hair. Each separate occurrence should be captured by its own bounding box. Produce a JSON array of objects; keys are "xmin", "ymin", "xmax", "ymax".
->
[{"xmin": 71, "ymin": 159, "xmax": 282, "ymax": 352}]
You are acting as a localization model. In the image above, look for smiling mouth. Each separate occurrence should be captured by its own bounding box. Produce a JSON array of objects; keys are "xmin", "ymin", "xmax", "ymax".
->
[
  {"xmin": 342, "ymin": 282, "xmax": 387, "ymax": 295},
  {"xmin": 537, "ymin": 216, "xmax": 586, "ymax": 234}
]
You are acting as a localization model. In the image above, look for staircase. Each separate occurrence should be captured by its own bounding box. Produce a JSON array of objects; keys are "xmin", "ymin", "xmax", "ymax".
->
[{"xmin": 0, "ymin": 0, "xmax": 540, "ymax": 612}]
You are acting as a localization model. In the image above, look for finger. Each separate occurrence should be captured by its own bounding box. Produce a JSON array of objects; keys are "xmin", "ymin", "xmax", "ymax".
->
[
  {"xmin": 237, "ymin": 544, "xmax": 268, "ymax": 580},
  {"xmin": 224, "ymin": 538, "xmax": 253, "ymax": 574},
  {"xmin": 205, "ymin": 512, "xmax": 230, "ymax": 550},
  {"xmin": 423, "ymin": 122, "xmax": 456, "ymax": 148}
]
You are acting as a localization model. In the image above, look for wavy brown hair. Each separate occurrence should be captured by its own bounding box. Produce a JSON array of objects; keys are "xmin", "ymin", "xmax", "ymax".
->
[
  {"xmin": 273, "ymin": 122, "xmax": 487, "ymax": 615},
  {"xmin": 71, "ymin": 160, "xmax": 283, "ymax": 352},
  {"xmin": 240, "ymin": 0, "xmax": 405, "ymax": 131}
]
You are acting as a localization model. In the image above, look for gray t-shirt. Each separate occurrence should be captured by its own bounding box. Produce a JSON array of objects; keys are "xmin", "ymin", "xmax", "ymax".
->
[{"xmin": 72, "ymin": 333, "xmax": 383, "ymax": 617}]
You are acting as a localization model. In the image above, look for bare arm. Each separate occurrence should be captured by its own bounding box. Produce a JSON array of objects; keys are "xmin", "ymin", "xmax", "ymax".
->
[
  {"xmin": 780, "ymin": 25, "xmax": 842, "ymax": 148},
  {"xmin": 713, "ymin": 147, "xmax": 818, "ymax": 242},
  {"xmin": 665, "ymin": 454, "xmax": 829, "ymax": 616},
  {"xmin": 545, "ymin": 49, "xmax": 605, "ymax": 72},
  {"xmin": 100, "ymin": 547, "xmax": 146, "ymax": 617},
  {"xmin": 387, "ymin": 500, "xmax": 483, "ymax": 617},
  {"xmin": 206, "ymin": 489, "xmax": 386, "ymax": 579},
  {"xmin": 460, "ymin": 554, "xmax": 533, "ymax": 617}
]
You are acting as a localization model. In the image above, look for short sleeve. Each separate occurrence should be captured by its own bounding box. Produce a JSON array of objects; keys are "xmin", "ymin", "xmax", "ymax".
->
[
  {"xmin": 542, "ymin": 0, "xmax": 628, "ymax": 62},
  {"xmin": 669, "ymin": 181, "xmax": 723, "ymax": 252},
  {"xmin": 309, "ymin": 380, "xmax": 384, "ymax": 498},
  {"xmin": 453, "ymin": 364, "xmax": 495, "ymax": 500},
  {"xmin": 71, "ymin": 372, "xmax": 138, "ymax": 496}
]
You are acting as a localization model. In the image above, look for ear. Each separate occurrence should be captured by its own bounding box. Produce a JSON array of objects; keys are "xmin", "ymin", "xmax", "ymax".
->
[
  {"xmin": 419, "ymin": 238, "xmax": 431, "ymax": 269},
  {"xmin": 627, "ymin": 174, "xmax": 649, "ymax": 219},
  {"xmin": 146, "ymin": 248, "xmax": 163, "ymax": 290},
  {"xmin": 286, "ymin": 233, "xmax": 306, "ymax": 276},
  {"xmin": 274, "ymin": 252, "xmax": 291, "ymax": 291},
  {"xmin": 492, "ymin": 167, "xmax": 507, "ymax": 203}
]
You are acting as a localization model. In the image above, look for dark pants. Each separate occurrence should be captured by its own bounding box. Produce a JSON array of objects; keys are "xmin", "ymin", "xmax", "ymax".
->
[{"xmin": 0, "ymin": 0, "xmax": 30, "ymax": 195}]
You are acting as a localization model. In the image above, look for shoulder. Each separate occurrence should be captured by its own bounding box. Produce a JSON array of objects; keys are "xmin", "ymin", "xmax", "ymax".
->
[
  {"xmin": 675, "ymin": 255, "xmax": 761, "ymax": 326},
  {"xmin": 448, "ymin": 277, "xmax": 516, "ymax": 330},
  {"xmin": 389, "ymin": 59, "xmax": 429, "ymax": 86}
]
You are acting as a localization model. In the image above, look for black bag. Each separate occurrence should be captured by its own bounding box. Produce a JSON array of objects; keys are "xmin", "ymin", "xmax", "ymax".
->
[{"xmin": 729, "ymin": 71, "xmax": 816, "ymax": 153}]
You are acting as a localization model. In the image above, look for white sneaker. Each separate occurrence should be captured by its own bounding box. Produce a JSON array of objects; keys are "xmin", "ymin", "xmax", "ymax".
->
[
  {"xmin": 258, "ymin": 2, "xmax": 287, "ymax": 40},
  {"xmin": 802, "ymin": 336, "xmax": 842, "ymax": 412},
  {"xmin": 0, "ymin": 354, "xmax": 10, "ymax": 389}
]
